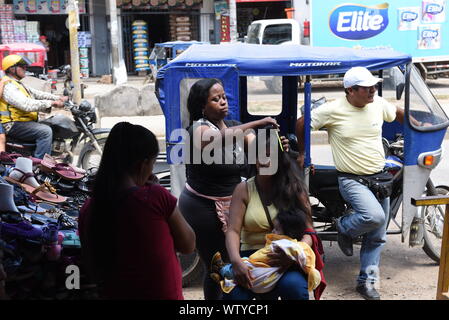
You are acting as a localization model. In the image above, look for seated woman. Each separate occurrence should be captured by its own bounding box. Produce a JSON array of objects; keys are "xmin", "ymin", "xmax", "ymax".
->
[
  {"xmin": 211, "ymin": 209, "xmax": 321, "ymax": 294},
  {"xmin": 225, "ymin": 126, "xmax": 326, "ymax": 300},
  {"xmin": 79, "ymin": 122, "xmax": 195, "ymax": 300}
]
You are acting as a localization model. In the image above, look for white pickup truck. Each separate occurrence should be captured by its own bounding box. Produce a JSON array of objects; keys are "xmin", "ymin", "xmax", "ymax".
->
[{"xmin": 245, "ymin": 19, "xmax": 305, "ymax": 93}]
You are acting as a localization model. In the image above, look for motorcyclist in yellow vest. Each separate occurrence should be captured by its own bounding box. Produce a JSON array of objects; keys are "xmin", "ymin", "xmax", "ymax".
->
[
  {"xmin": 0, "ymin": 77, "xmax": 9, "ymax": 153},
  {"xmin": 0, "ymin": 55, "xmax": 67, "ymax": 159}
]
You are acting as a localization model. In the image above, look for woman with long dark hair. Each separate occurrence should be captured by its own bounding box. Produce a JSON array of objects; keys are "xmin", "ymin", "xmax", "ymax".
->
[
  {"xmin": 224, "ymin": 126, "xmax": 324, "ymax": 300},
  {"xmin": 79, "ymin": 122, "xmax": 195, "ymax": 299},
  {"xmin": 179, "ymin": 78, "xmax": 278, "ymax": 300}
]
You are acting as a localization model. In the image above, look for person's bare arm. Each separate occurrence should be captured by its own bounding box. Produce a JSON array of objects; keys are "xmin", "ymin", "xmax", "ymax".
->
[
  {"xmin": 0, "ymin": 134, "xmax": 6, "ymax": 153},
  {"xmin": 295, "ymin": 116, "xmax": 306, "ymax": 168},
  {"xmin": 395, "ymin": 106, "xmax": 431, "ymax": 127},
  {"xmin": 168, "ymin": 206, "xmax": 196, "ymax": 254},
  {"xmin": 194, "ymin": 117, "xmax": 279, "ymax": 150},
  {"xmin": 225, "ymin": 181, "xmax": 254, "ymax": 288}
]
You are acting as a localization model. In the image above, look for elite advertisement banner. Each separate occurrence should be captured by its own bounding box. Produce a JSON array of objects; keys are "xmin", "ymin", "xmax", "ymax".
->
[{"xmin": 311, "ymin": 0, "xmax": 449, "ymax": 61}]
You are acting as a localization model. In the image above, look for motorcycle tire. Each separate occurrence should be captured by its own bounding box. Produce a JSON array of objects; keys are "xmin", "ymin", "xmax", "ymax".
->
[
  {"xmin": 422, "ymin": 185, "xmax": 449, "ymax": 263},
  {"xmin": 178, "ymin": 250, "xmax": 204, "ymax": 288},
  {"xmin": 79, "ymin": 137, "xmax": 107, "ymax": 170}
]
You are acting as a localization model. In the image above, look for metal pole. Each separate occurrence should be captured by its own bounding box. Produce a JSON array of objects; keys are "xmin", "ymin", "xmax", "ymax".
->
[
  {"xmin": 229, "ymin": 0, "xmax": 238, "ymax": 42},
  {"xmin": 68, "ymin": 0, "xmax": 82, "ymax": 104},
  {"xmin": 108, "ymin": 0, "xmax": 127, "ymax": 85},
  {"xmin": 108, "ymin": 0, "xmax": 120, "ymax": 74}
]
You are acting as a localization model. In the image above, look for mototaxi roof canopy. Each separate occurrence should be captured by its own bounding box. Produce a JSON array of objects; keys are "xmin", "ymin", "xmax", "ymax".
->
[{"xmin": 157, "ymin": 43, "xmax": 412, "ymax": 78}]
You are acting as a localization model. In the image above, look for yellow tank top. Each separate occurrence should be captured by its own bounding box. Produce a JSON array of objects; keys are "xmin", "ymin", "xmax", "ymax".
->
[
  {"xmin": 240, "ymin": 177, "xmax": 278, "ymax": 251},
  {"xmin": 0, "ymin": 76, "xmax": 38, "ymax": 123}
]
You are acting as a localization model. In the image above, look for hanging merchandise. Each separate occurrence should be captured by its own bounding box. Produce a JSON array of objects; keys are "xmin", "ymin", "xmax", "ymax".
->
[
  {"xmin": 132, "ymin": 20, "xmax": 150, "ymax": 72},
  {"xmin": 79, "ymin": 47, "xmax": 89, "ymax": 78},
  {"xmin": 13, "ymin": 20, "xmax": 27, "ymax": 43},
  {"xmin": 0, "ymin": 4, "xmax": 15, "ymax": 44},
  {"xmin": 26, "ymin": 21, "xmax": 40, "ymax": 44}
]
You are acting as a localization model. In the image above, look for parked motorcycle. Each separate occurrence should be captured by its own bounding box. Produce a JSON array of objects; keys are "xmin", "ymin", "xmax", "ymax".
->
[
  {"xmin": 59, "ymin": 65, "xmax": 86, "ymax": 100},
  {"xmin": 6, "ymin": 100, "xmax": 110, "ymax": 170}
]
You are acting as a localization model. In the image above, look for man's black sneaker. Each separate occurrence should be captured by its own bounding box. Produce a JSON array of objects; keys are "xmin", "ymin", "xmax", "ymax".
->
[{"xmin": 356, "ymin": 283, "xmax": 381, "ymax": 300}]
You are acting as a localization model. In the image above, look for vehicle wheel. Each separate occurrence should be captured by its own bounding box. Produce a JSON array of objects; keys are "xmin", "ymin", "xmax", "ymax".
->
[
  {"xmin": 178, "ymin": 251, "xmax": 204, "ymax": 288},
  {"xmin": 79, "ymin": 137, "xmax": 107, "ymax": 170},
  {"xmin": 422, "ymin": 185, "xmax": 449, "ymax": 263}
]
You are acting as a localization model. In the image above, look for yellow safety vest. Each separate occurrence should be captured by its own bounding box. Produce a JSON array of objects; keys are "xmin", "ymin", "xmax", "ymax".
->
[{"xmin": 0, "ymin": 76, "xmax": 38, "ymax": 123}]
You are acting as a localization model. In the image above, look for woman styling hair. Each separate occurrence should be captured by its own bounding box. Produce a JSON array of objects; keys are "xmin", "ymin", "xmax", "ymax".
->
[{"xmin": 178, "ymin": 78, "xmax": 279, "ymax": 300}]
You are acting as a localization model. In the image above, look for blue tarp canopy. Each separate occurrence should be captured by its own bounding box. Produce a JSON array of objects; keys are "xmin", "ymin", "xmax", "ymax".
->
[{"xmin": 157, "ymin": 43, "xmax": 412, "ymax": 78}]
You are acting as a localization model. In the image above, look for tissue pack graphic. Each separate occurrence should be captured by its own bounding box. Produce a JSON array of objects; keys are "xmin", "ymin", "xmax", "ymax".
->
[
  {"xmin": 422, "ymin": 0, "xmax": 446, "ymax": 23},
  {"xmin": 418, "ymin": 25, "xmax": 441, "ymax": 49},
  {"xmin": 398, "ymin": 7, "xmax": 420, "ymax": 30}
]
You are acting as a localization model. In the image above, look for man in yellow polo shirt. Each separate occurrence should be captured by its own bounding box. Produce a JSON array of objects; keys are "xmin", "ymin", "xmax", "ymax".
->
[
  {"xmin": 296, "ymin": 67, "xmax": 407, "ymax": 300},
  {"xmin": 0, "ymin": 55, "xmax": 66, "ymax": 159}
]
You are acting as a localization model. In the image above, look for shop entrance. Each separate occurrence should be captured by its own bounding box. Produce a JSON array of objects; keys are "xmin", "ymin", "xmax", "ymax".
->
[
  {"xmin": 13, "ymin": 14, "xmax": 90, "ymax": 70},
  {"xmin": 122, "ymin": 13, "xmax": 170, "ymax": 74}
]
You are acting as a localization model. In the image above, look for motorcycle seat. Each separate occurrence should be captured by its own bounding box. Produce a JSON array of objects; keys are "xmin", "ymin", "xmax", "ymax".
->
[{"xmin": 310, "ymin": 165, "xmax": 339, "ymax": 189}]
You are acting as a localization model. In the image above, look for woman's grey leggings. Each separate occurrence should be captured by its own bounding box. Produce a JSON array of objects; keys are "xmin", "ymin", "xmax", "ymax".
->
[{"xmin": 178, "ymin": 188, "xmax": 229, "ymax": 300}]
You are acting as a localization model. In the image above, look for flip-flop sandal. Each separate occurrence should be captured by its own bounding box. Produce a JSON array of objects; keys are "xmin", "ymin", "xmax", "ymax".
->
[
  {"xmin": 5, "ymin": 169, "xmax": 67, "ymax": 204},
  {"xmin": 16, "ymin": 204, "xmax": 47, "ymax": 214},
  {"xmin": 28, "ymin": 157, "xmax": 42, "ymax": 166},
  {"xmin": 31, "ymin": 182, "xmax": 67, "ymax": 204},
  {"xmin": 40, "ymin": 154, "xmax": 86, "ymax": 180},
  {"xmin": 0, "ymin": 152, "xmax": 22, "ymax": 166},
  {"xmin": 52, "ymin": 163, "xmax": 84, "ymax": 181},
  {"xmin": 25, "ymin": 213, "xmax": 57, "ymax": 225}
]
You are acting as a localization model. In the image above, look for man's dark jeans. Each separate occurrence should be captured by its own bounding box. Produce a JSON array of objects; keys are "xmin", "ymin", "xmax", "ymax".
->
[{"xmin": 7, "ymin": 121, "xmax": 52, "ymax": 159}]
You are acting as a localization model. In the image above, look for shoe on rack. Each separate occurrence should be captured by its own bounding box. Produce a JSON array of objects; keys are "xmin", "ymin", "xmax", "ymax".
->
[
  {"xmin": 335, "ymin": 217, "xmax": 353, "ymax": 256},
  {"xmin": 356, "ymin": 283, "xmax": 381, "ymax": 300}
]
